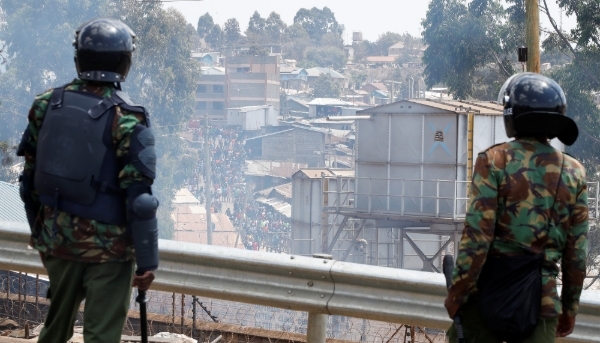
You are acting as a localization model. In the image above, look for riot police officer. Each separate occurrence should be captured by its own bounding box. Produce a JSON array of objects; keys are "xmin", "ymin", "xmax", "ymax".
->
[
  {"xmin": 18, "ymin": 18, "xmax": 159, "ymax": 343},
  {"xmin": 445, "ymin": 73, "xmax": 588, "ymax": 342}
]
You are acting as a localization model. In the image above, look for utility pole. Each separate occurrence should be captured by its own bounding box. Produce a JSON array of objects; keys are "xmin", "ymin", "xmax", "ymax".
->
[
  {"xmin": 204, "ymin": 114, "xmax": 212, "ymax": 245},
  {"xmin": 526, "ymin": 0, "xmax": 540, "ymax": 73}
]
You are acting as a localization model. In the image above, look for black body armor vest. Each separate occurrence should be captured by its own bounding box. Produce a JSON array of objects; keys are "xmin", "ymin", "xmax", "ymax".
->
[{"xmin": 35, "ymin": 87, "xmax": 126, "ymax": 224}]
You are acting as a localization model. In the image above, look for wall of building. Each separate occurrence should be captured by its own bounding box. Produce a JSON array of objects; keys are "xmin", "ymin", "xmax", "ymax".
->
[{"xmin": 196, "ymin": 74, "xmax": 227, "ymax": 121}]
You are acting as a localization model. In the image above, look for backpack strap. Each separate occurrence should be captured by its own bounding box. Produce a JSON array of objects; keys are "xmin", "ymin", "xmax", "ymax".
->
[{"xmin": 88, "ymin": 90, "xmax": 150, "ymax": 125}]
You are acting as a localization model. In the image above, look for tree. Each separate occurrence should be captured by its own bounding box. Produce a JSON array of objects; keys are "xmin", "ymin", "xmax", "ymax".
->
[
  {"xmin": 284, "ymin": 23, "xmax": 311, "ymax": 61},
  {"xmin": 352, "ymin": 40, "xmax": 373, "ymax": 63},
  {"xmin": 197, "ymin": 12, "xmax": 214, "ymax": 38},
  {"xmin": 373, "ymin": 32, "xmax": 403, "ymax": 56},
  {"xmin": 304, "ymin": 46, "xmax": 346, "ymax": 70},
  {"xmin": 320, "ymin": 32, "xmax": 343, "ymax": 48},
  {"xmin": 265, "ymin": 12, "xmax": 287, "ymax": 43},
  {"xmin": 421, "ymin": 0, "xmax": 512, "ymax": 99},
  {"xmin": 205, "ymin": 24, "xmax": 223, "ymax": 49},
  {"xmin": 0, "ymin": 0, "xmax": 200, "ymax": 239},
  {"xmin": 537, "ymin": 0, "xmax": 600, "ymax": 175},
  {"xmin": 246, "ymin": 11, "xmax": 266, "ymax": 37},
  {"xmin": 312, "ymin": 74, "xmax": 341, "ymax": 98},
  {"xmin": 293, "ymin": 7, "xmax": 342, "ymax": 43},
  {"xmin": 224, "ymin": 18, "xmax": 242, "ymax": 44}
]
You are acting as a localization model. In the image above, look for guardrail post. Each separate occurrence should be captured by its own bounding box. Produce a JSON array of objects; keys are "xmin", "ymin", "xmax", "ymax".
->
[
  {"xmin": 307, "ymin": 312, "xmax": 327, "ymax": 343},
  {"xmin": 307, "ymin": 254, "xmax": 331, "ymax": 343}
]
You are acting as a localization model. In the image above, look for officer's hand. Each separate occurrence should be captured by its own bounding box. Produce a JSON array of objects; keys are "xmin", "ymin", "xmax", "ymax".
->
[
  {"xmin": 556, "ymin": 314, "xmax": 575, "ymax": 337},
  {"xmin": 132, "ymin": 271, "xmax": 155, "ymax": 291},
  {"xmin": 444, "ymin": 296, "xmax": 460, "ymax": 319}
]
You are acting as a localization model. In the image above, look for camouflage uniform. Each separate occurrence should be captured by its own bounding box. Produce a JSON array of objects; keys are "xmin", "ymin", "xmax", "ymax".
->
[
  {"xmin": 22, "ymin": 78, "xmax": 151, "ymax": 263},
  {"xmin": 22, "ymin": 79, "xmax": 153, "ymax": 343},
  {"xmin": 445, "ymin": 138, "xmax": 588, "ymax": 341}
]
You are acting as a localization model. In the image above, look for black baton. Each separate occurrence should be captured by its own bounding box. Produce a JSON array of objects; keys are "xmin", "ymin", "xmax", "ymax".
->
[
  {"xmin": 443, "ymin": 255, "xmax": 465, "ymax": 343},
  {"xmin": 135, "ymin": 272, "xmax": 148, "ymax": 343}
]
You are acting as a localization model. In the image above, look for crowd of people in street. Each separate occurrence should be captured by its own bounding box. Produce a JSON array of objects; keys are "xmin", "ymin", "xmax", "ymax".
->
[{"xmin": 190, "ymin": 125, "xmax": 291, "ymax": 252}]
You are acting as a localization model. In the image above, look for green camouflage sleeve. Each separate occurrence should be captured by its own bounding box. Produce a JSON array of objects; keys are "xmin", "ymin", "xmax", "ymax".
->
[
  {"xmin": 112, "ymin": 106, "xmax": 154, "ymax": 189},
  {"xmin": 23, "ymin": 90, "xmax": 52, "ymax": 241},
  {"xmin": 447, "ymin": 152, "xmax": 498, "ymax": 307},
  {"xmin": 561, "ymin": 176, "xmax": 589, "ymax": 317}
]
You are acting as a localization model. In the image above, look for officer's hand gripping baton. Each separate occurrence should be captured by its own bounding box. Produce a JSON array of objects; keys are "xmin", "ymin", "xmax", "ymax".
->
[
  {"xmin": 135, "ymin": 272, "xmax": 148, "ymax": 343},
  {"xmin": 443, "ymin": 255, "xmax": 466, "ymax": 343}
]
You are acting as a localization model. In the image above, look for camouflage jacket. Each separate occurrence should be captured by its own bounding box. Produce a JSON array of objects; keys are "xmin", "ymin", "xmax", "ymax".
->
[
  {"xmin": 22, "ymin": 79, "xmax": 153, "ymax": 263},
  {"xmin": 446, "ymin": 138, "xmax": 589, "ymax": 318}
]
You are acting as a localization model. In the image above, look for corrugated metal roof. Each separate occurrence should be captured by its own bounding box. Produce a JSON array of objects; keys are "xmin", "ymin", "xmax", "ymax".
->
[
  {"xmin": 305, "ymin": 67, "xmax": 346, "ymax": 79},
  {"xmin": 255, "ymin": 197, "xmax": 291, "ymax": 218},
  {"xmin": 173, "ymin": 188, "xmax": 200, "ymax": 205},
  {"xmin": 308, "ymin": 98, "xmax": 353, "ymax": 106},
  {"xmin": 358, "ymin": 99, "xmax": 503, "ymax": 116},
  {"xmin": 0, "ymin": 181, "xmax": 27, "ymax": 223},
  {"xmin": 245, "ymin": 161, "xmax": 307, "ymax": 179},
  {"xmin": 292, "ymin": 169, "xmax": 336, "ymax": 179}
]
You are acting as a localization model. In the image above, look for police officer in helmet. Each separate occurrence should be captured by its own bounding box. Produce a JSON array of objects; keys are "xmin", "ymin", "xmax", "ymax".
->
[
  {"xmin": 18, "ymin": 18, "xmax": 159, "ymax": 343},
  {"xmin": 445, "ymin": 73, "xmax": 588, "ymax": 342}
]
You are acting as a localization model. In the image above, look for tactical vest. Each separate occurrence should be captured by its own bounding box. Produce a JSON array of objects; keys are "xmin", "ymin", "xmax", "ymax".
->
[{"xmin": 35, "ymin": 87, "xmax": 128, "ymax": 225}]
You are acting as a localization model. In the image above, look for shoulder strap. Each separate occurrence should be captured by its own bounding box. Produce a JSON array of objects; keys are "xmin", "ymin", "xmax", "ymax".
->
[
  {"xmin": 49, "ymin": 86, "xmax": 67, "ymax": 109},
  {"xmin": 88, "ymin": 90, "xmax": 150, "ymax": 125}
]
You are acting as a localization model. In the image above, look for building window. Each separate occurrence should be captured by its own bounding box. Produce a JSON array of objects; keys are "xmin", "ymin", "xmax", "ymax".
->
[
  {"xmin": 212, "ymin": 102, "xmax": 224, "ymax": 110},
  {"xmin": 213, "ymin": 85, "xmax": 224, "ymax": 93},
  {"xmin": 196, "ymin": 85, "xmax": 206, "ymax": 93},
  {"xmin": 196, "ymin": 101, "xmax": 206, "ymax": 110},
  {"xmin": 236, "ymin": 67, "xmax": 250, "ymax": 73}
]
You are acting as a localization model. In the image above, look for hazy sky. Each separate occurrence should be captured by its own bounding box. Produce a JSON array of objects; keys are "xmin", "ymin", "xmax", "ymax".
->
[{"xmin": 165, "ymin": 0, "xmax": 576, "ymax": 43}]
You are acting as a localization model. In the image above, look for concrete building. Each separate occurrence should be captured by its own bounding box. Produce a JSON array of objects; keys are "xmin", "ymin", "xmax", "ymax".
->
[
  {"xmin": 388, "ymin": 42, "xmax": 405, "ymax": 56},
  {"xmin": 307, "ymin": 98, "xmax": 353, "ymax": 118},
  {"xmin": 225, "ymin": 55, "xmax": 280, "ymax": 111},
  {"xmin": 195, "ymin": 55, "xmax": 281, "ymax": 123},
  {"xmin": 280, "ymin": 68, "xmax": 308, "ymax": 91},
  {"xmin": 289, "ymin": 99, "xmax": 573, "ymax": 271},
  {"xmin": 245, "ymin": 127, "xmax": 325, "ymax": 167},
  {"xmin": 305, "ymin": 67, "xmax": 347, "ymax": 89},
  {"xmin": 226, "ymin": 105, "xmax": 278, "ymax": 131}
]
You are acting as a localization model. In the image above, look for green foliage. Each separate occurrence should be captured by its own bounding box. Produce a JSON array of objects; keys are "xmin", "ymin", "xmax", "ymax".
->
[
  {"xmin": 349, "ymin": 71, "xmax": 368, "ymax": 90},
  {"xmin": 421, "ymin": 0, "xmax": 513, "ymax": 100},
  {"xmin": 304, "ymin": 46, "xmax": 346, "ymax": 69},
  {"xmin": 373, "ymin": 32, "xmax": 403, "ymax": 56},
  {"xmin": 549, "ymin": 52, "xmax": 600, "ymax": 174},
  {"xmin": 245, "ymin": 46, "xmax": 269, "ymax": 56},
  {"xmin": 352, "ymin": 40, "xmax": 373, "ymax": 63},
  {"xmin": 224, "ymin": 18, "xmax": 241, "ymax": 44},
  {"xmin": 312, "ymin": 74, "xmax": 341, "ymax": 99},
  {"xmin": 320, "ymin": 32, "xmax": 343, "ymax": 48},
  {"xmin": 556, "ymin": 0, "xmax": 600, "ymax": 47},
  {"xmin": 293, "ymin": 7, "xmax": 342, "ymax": 43},
  {"xmin": 197, "ymin": 12, "xmax": 214, "ymax": 39},
  {"xmin": 284, "ymin": 23, "xmax": 312, "ymax": 61},
  {"xmin": 246, "ymin": 11, "xmax": 266, "ymax": 37},
  {"xmin": 265, "ymin": 12, "xmax": 287, "ymax": 43},
  {"xmin": 0, "ymin": 1, "xmax": 200, "ymax": 239},
  {"xmin": 205, "ymin": 24, "xmax": 223, "ymax": 49}
]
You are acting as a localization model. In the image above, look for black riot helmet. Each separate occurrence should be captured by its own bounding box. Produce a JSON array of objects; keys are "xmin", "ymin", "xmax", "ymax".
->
[
  {"xmin": 501, "ymin": 72, "xmax": 578, "ymax": 146},
  {"xmin": 74, "ymin": 18, "xmax": 136, "ymax": 82}
]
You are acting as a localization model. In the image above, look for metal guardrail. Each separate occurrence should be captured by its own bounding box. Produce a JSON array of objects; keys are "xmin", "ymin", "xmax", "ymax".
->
[{"xmin": 0, "ymin": 221, "xmax": 598, "ymax": 342}]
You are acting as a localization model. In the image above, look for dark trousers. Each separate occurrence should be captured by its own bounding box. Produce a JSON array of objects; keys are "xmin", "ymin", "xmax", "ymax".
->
[
  {"xmin": 448, "ymin": 295, "xmax": 559, "ymax": 343},
  {"xmin": 38, "ymin": 255, "xmax": 134, "ymax": 343}
]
